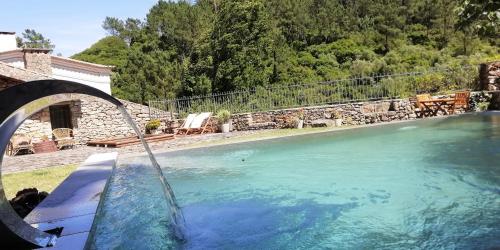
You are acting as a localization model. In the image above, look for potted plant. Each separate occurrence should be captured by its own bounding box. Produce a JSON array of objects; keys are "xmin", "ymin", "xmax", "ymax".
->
[
  {"xmin": 296, "ymin": 109, "xmax": 304, "ymax": 129},
  {"xmin": 217, "ymin": 109, "xmax": 231, "ymax": 133},
  {"xmin": 332, "ymin": 110, "xmax": 343, "ymax": 127},
  {"xmin": 145, "ymin": 119, "xmax": 161, "ymax": 134}
]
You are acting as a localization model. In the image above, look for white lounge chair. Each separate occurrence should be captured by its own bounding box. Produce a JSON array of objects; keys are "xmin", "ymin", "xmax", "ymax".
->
[
  {"xmin": 185, "ymin": 112, "xmax": 212, "ymax": 135},
  {"xmin": 176, "ymin": 113, "xmax": 197, "ymax": 135}
]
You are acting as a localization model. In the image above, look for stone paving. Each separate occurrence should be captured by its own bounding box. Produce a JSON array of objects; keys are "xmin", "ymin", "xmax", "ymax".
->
[{"xmin": 2, "ymin": 131, "xmax": 260, "ymax": 174}]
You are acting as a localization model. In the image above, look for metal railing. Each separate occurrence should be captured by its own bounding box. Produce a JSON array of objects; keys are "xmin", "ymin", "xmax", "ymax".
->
[{"xmin": 149, "ymin": 65, "xmax": 478, "ymax": 119}]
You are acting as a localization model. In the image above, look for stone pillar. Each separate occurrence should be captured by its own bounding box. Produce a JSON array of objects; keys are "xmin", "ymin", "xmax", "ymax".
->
[
  {"xmin": 22, "ymin": 48, "xmax": 52, "ymax": 75},
  {"xmin": 479, "ymin": 63, "xmax": 489, "ymax": 90},
  {"xmin": 479, "ymin": 61, "xmax": 500, "ymax": 91}
]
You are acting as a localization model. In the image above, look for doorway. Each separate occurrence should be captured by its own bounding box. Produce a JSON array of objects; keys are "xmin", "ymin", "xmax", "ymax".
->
[{"xmin": 49, "ymin": 105, "xmax": 72, "ymax": 130}]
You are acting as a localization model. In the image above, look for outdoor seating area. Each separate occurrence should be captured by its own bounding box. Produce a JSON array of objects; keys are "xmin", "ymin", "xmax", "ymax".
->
[
  {"xmin": 86, "ymin": 112, "xmax": 216, "ymax": 148},
  {"xmin": 5, "ymin": 134, "xmax": 34, "ymax": 156},
  {"xmin": 5, "ymin": 128, "xmax": 77, "ymax": 156},
  {"xmin": 414, "ymin": 91, "xmax": 471, "ymax": 117}
]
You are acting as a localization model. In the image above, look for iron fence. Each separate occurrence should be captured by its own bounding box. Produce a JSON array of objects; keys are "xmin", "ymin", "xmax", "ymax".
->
[{"xmin": 149, "ymin": 65, "xmax": 478, "ymax": 119}]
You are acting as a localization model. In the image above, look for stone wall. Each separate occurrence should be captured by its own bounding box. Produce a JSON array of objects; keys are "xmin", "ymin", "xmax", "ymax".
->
[
  {"xmin": 15, "ymin": 108, "xmax": 53, "ymax": 140},
  {"xmin": 73, "ymin": 96, "xmax": 156, "ymax": 144},
  {"xmin": 15, "ymin": 96, "xmax": 169, "ymax": 145},
  {"xmin": 232, "ymin": 99, "xmax": 419, "ymax": 131},
  {"xmin": 480, "ymin": 61, "xmax": 500, "ymax": 91}
]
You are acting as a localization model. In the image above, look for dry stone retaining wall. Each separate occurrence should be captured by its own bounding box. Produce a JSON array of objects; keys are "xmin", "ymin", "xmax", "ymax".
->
[
  {"xmin": 73, "ymin": 96, "xmax": 162, "ymax": 144},
  {"xmin": 231, "ymin": 99, "xmax": 419, "ymax": 131}
]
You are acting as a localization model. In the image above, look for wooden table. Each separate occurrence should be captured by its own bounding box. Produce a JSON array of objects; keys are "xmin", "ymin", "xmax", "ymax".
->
[
  {"xmin": 420, "ymin": 98, "xmax": 455, "ymax": 116},
  {"xmin": 33, "ymin": 141, "xmax": 58, "ymax": 154}
]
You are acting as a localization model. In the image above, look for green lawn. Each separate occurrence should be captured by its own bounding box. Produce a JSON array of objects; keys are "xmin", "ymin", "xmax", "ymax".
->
[{"xmin": 2, "ymin": 165, "xmax": 77, "ymax": 200}]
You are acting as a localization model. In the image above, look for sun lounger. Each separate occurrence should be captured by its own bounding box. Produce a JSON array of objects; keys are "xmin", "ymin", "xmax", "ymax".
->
[
  {"xmin": 185, "ymin": 112, "xmax": 212, "ymax": 135},
  {"xmin": 176, "ymin": 113, "xmax": 198, "ymax": 135}
]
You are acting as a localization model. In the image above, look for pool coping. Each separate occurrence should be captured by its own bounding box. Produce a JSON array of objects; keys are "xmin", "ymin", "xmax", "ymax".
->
[
  {"xmin": 24, "ymin": 152, "xmax": 118, "ymax": 250},
  {"xmin": 119, "ymin": 112, "xmax": 499, "ymax": 161}
]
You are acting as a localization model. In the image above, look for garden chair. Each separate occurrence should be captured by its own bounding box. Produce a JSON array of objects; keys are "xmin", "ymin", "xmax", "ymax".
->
[
  {"xmin": 5, "ymin": 134, "xmax": 34, "ymax": 156},
  {"xmin": 176, "ymin": 113, "xmax": 198, "ymax": 135},
  {"xmin": 451, "ymin": 91, "xmax": 470, "ymax": 114},
  {"xmin": 415, "ymin": 94, "xmax": 433, "ymax": 117},
  {"xmin": 186, "ymin": 112, "xmax": 213, "ymax": 135},
  {"xmin": 52, "ymin": 128, "xmax": 75, "ymax": 149}
]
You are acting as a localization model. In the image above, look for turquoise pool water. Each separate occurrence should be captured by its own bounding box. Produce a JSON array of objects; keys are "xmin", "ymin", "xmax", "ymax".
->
[{"xmin": 91, "ymin": 113, "xmax": 500, "ymax": 249}]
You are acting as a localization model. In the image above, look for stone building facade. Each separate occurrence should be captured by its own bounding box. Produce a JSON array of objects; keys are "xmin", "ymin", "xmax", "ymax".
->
[{"xmin": 0, "ymin": 32, "xmax": 158, "ymax": 145}]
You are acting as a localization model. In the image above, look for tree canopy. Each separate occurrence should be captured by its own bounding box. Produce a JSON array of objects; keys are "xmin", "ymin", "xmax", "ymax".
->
[
  {"xmin": 71, "ymin": 36, "xmax": 128, "ymax": 67},
  {"xmin": 73, "ymin": 0, "xmax": 500, "ymax": 104},
  {"xmin": 16, "ymin": 29, "xmax": 55, "ymax": 50}
]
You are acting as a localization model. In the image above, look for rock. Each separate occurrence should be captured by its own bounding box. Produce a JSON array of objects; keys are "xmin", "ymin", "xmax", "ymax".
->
[{"xmin": 9, "ymin": 188, "xmax": 48, "ymax": 218}]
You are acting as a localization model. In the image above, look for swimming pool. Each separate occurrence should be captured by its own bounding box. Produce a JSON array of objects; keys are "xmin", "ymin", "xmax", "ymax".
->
[{"xmin": 90, "ymin": 113, "xmax": 500, "ymax": 249}]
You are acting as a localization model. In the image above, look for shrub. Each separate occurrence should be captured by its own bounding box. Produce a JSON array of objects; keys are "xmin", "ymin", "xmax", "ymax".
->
[
  {"xmin": 145, "ymin": 119, "xmax": 161, "ymax": 131},
  {"xmin": 469, "ymin": 91, "xmax": 492, "ymax": 111},
  {"xmin": 216, "ymin": 109, "xmax": 231, "ymax": 124}
]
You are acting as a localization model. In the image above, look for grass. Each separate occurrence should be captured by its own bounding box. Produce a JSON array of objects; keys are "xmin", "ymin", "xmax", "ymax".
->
[{"xmin": 2, "ymin": 164, "xmax": 77, "ymax": 200}]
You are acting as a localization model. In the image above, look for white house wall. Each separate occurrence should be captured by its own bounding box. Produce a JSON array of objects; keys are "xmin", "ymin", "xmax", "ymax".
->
[{"xmin": 51, "ymin": 66, "xmax": 112, "ymax": 94}]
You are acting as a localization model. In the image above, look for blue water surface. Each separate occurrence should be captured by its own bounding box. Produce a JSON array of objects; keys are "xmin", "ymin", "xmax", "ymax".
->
[{"xmin": 91, "ymin": 113, "xmax": 500, "ymax": 249}]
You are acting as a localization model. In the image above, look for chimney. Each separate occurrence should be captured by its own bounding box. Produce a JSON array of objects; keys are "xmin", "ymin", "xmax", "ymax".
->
[
  {"xmin": 23, "ymin": 48, "xmax": 52, "ymax": 75},
  {"xmin": 0, "ymin": 31, "xmax": 17, "ymax": 52}
]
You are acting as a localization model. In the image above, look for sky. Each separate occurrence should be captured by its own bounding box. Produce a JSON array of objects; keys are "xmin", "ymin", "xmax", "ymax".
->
[{"xmin": 0, "ymin": 0, "xmax": 160, "ymax": 57}]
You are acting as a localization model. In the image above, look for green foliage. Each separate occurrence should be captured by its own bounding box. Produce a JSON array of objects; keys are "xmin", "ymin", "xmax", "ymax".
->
[
  {"xmin": 71, "ymin": 36, "xmax": 128, "ymax": 67},
  {"xmin": 112, "ymin": 41, "xmax": 181, "ymax": 104},
  {"xmin": 146, "ymin": 119, "xmax": 161, "ymax": 130},
  {"xmin": 211, "ymin": 0, "xmax": 274, "ymax": 92},
  {"xmin": 456, "ymin": 0, "xmax": 499, "ymax": 37},
  {"xmin": 216, "ymin": 109, "xmax": 231, "ymax": 124},
  {"xmin": 469, "ymin": 91, "xmax": 493, "ymax": 111},
  {"xmin": 72, "ymin": 0, "xmax": 499, "ymax": 105},
  {"xmin": 17, "ymin": 29, "xmax": 55, "ymax": 50}
]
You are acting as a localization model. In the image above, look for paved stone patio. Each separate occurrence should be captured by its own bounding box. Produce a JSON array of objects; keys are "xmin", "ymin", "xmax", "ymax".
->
[{"xmin": 2, "ymin": 131, "xmax": 260, "ymax": 173}]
